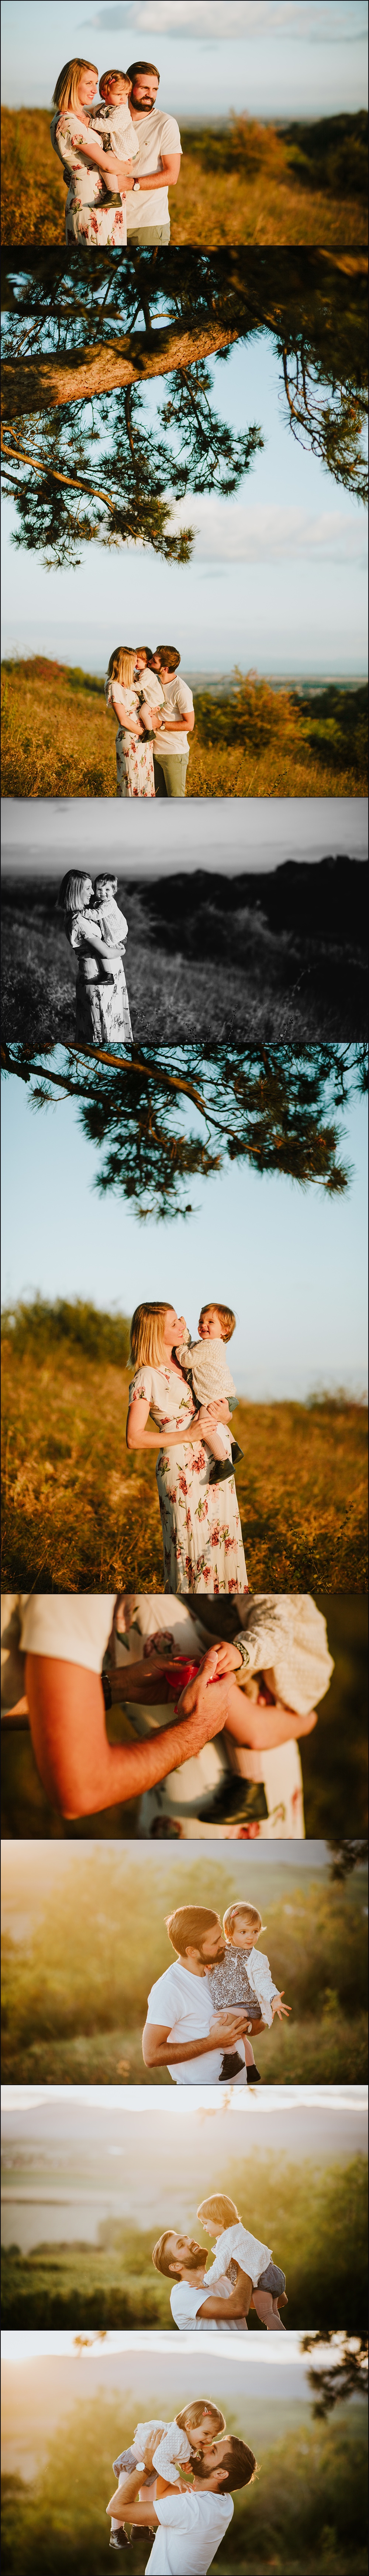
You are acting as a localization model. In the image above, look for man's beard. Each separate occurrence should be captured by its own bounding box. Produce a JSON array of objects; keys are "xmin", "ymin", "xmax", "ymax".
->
[
  {"xmin": 132, "ymin": 92, "xmax": 156, "ymax": 112},
  {"xmin": 184, "ymin": 2245, "xmax": 204, "ymax": 2273}
]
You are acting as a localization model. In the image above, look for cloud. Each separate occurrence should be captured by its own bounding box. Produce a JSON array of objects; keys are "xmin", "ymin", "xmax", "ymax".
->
[
  {"xmin": 168, "ymin": 496, "xmax": 368, "ymax": 565},
  {"xmin": 84, "ymin": 3, "xmax": 368, "ymax": 46}
]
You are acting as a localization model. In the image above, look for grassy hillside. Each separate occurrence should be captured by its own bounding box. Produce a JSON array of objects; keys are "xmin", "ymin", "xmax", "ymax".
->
[
  {"xmin": 1, "ymin": 2387, "xmax": 368, "ymax": 2575},
  {"xmin": 1, "ymin": 2156, "xmax": 367, "ymax": 2331},
  {"xmin": 1, "ymin": 1306, "xmax": 368, "ymax": 1596},
  {"xmin": 1, "ymin": 660, "xmax": 368, "ymax": 800},
  {"xmin": 1, "ymin": 107, "xmax": 368, "ymax": 246},
  {"xmin": 1, "ymin": 861, "xmax": 368, "ymax": 1050}
]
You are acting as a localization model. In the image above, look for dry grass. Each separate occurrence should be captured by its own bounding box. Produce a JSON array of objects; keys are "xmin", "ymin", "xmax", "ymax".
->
[
  {"xmin": 2, "ymin": 658, "xmax": 367, "ymax": 801},
  {"xmin": 1, "ymin": 108, "xmax": 367, "ymax": 246},
  {"xmin": 1, "ymin": 1336, "xmax": 367, "ymax": 1591}
]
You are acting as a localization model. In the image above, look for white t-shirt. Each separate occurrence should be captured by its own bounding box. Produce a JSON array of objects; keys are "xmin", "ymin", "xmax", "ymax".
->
[
  {"xmin": 19, "ymin": 1596, "xmax": 116, "ymax": 1671},
  {"xmin": 125, "ymin": 110, "xmax": 182, "ymax": 229},
  {"xmin": 170, "ymin": 2274, "xmax": 246, "ymax": 2332},
  {"xmin": 154, "ymin": 676, "xmax": 194, "ymax": 759},
  {"xmin": 145, "ymin": 1959, "xmax": 245, "ymax": 2085},
  {"xmin": 146, "ymin": 2489, "xmax": 233, "ymax": 2575}
]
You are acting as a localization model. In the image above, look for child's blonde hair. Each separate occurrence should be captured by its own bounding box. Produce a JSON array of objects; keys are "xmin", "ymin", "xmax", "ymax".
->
[
  {"xmin": 223, "ymin": 1902, "xmax": 266, "ymax": 1938},
  {"xmin": 176, "ymin": 2401, "xmax": 225, "ymax": 2436},
  {"xmin": 99, "ymin": 68, "xmax": 132, "ymax": 97},
  {"xmin": 130, "ymin": 1302, "xmax": 173, "ymax": 1371},
  {"xmin": 107, "ymin": 647, "xmax": 137, "ymax": 689},
  {"xmin": 199, "ymin": 1303, "xmax": 236, "ymax": 1341},
  {"xmin": 52, "ymin": 59, "xmax": 98, "ymax": 111},
  {"xmin": 197, "ymin": 2194, "xmax": 239, "ymax": 2230}
]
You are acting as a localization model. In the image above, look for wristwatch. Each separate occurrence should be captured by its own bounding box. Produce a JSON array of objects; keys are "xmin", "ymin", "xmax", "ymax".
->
[{"xmin": 132, "ymin": 179, "xmax": 140, "ymax": 191}]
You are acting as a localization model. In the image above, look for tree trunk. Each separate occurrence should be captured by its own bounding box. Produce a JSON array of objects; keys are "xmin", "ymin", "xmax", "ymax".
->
[{"xmin": 1, "ymin": 320, "xmax": 242, "ymax": 423}]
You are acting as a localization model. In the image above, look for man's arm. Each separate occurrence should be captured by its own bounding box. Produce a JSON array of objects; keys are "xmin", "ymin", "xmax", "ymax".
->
[
  {"xmin": 193, "ymin": 2266, "xmax": 253, "ymax": 2321},
  {"xmin": 24, "ymin": 1645, "xmax": 228, "ymax": 1818},
  {"xmin": 142, "ymin": 2011, "xmax": 250, "ymax": 2068},
  {"xmin": 134, "ymin": 153, "xmax": 181, "ymax": 192},
  {"xmin": 107, "ymin": 2483, "xmax": 158, "ymax": 2528}
]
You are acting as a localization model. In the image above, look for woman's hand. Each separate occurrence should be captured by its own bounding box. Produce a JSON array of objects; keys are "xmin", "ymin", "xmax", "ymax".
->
[{"xmin": 271, "ymin": 1992, "xmax": 292, "ymax": 2021}]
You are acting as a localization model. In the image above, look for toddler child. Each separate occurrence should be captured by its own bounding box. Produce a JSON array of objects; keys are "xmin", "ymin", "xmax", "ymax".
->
[
  {"xmin": 197, "ymin": 2193, "xmax": 287, "ymax": 2332},
  {"xmin": 175, "ymin": 1303, "xmax": 243, "ymax": 1486},
  {"xmin": 207, "ymin": 1900, "xmax": 291, "ymax": 2080},
  {"xmin": 110, "ymin": 2403, "xmax": 225, "ymax": 2548},
  {"xmin": 91, "ymin": 69, "xmax": 139, "ymax": 200},
  {"xmin": 88, "ymin": 875, "xmax": 129, "ymax": 981}
]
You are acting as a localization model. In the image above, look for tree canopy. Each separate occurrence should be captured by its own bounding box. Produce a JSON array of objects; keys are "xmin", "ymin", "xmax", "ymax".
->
[
  {"xmin": 302, "ymin": 2332, "xmax": 368, "ymax": 2417},
  {"xmin": 1, "ymin": 1041, "xmax": 367, "ymax": 1219},
  {"xmin": 1, "ymin": 249, "xmax": 366, "ymax": 567}
]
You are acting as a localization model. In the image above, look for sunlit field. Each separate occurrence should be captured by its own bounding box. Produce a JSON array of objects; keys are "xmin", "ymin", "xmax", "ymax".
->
[
  {"xmin": 1, "ymin": 108, "xmax": 367, "ymax": 247},
  {"xmin": 1, "ymin": 2358, "xmax": 367, "ymax": 2576},
  {"xmin": 1, "ymin": 1314, "xmax": 368, "ymax": 1599},
  {"xmin": 1, "ymin": 661, "xmax": 368, "ymax": 801},
  {"xmin": 1, "ymin": 2154, "xmax": 367, "ymax": 2332},
  {"xmin": 1, "ymin": 1845, "xmax": 368, "ymax": 2081}
]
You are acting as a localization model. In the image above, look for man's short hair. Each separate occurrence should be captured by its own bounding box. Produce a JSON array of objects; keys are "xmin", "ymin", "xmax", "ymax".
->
[
  {"xmin": 165, "ymin": 1907, "xmax": 220, "ymax": 1957},
  {"xmin": 197, "ymin": 2438, "xmax": 258, "ymax": 2493},
  {"xmin": 155, "ymin": 646, "xmax": 181, "ymax": 672},
  {"xmin": 152, "ymin": 2229, "xmax": 178, "ymax": 2277},
  {"xmin": 127, "ymin": 59, "xmax": 159, "ymax": 81}
]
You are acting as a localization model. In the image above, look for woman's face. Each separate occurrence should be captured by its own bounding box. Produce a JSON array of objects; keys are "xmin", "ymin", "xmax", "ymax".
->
[
  {"xmin": 161, "ymin": 1307, "xmax": 182, "ymax": 1350},
  {"xmin": 78, "ymin": 68, "xmax": 99, "ymax": 106},
  {"xmin": 80, "ymin": 877, "xmax": 93, "ymax": 907}
]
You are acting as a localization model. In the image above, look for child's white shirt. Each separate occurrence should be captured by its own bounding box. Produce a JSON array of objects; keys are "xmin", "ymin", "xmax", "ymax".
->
[
  {"xmin": 175, "ymin": 1328, "xmax": 236, "ymax": 1407},
  {"xmin": 243, "ymin": 1944, "xmax": 279, "ymax": 2026},
  {"xmin": 152, "ymin": 2423, "xmax": 192, "ymax": 2484},
  {"xmin": 205, "ymin": 2220, "xmax": 272, "ymax": 2287},
  {"xmin": 91, "ymin": 102, "xmax": 139, "ymax": 160}
]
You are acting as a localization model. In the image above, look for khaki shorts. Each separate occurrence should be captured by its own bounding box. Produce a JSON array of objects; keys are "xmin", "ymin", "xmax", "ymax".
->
[{"xmin": 126, "ymin": 225, "xmax": 171, "ymax": 244}]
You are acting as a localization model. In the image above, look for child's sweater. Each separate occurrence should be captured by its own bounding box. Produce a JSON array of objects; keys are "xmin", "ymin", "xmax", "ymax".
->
[
  {"xmin": 208, "ymin": 1945, "xmax": 279, "ymax": 2029},
  {"xmin": 91, "ymin": 102, "xmax": 139, "ymax": 162},
  {"xmin": 175, "ymin": 1326, "xmax": 236, "ymax": 1410},
  {"xmin": 205, "ymin": 2221, "xmax": 272, "ymax": 2288},
  {"xmin": 89, "ymin": 894, "xmax": 128, "ymax": 949},
  {"xmin": 152, "ymin": 2423, "xmax": 192, "ymax": 2485}
]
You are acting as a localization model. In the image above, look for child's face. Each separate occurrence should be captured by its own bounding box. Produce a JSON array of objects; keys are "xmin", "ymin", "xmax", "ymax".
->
[
  {"xmin": 226, "ymin": 1917, "xmax": 259, "ymax": 1950},
  {"xmin": 184, "ymin": 2409, "xmax": 220, "ymax": 2449},
  {"xmin": 100, "ymin": 74, "xmax": 131, "ymax": 104},
  {"xmin": 198, "ymin": 1307, "xmax": 223, "ymax": 1340}
]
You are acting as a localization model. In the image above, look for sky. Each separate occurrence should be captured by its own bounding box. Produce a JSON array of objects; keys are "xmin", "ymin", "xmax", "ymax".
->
[
  {"xmin": 1, "ymin": 796, "xmax": 368, "ymax": 879},
  {"xmin": 0, "ymin": 1836, "xmax": 335, "ymax": 1929},
  {"xmin": 0, "ymin": 2328, "xmax": 327, "ymax": 2485},
  {"xmin": 1, "ymin": 0, "xmax": 368, "ymax": 116},
  {"xmin": 1, "ymin": 339, "xmax": 368, "ymax": 674},
  {"xmin": 2, "ymin": 2082, "xmax": 366, "ymax": 2251},
  {"xmin": 1, "ymin": 1065, "xmax": 368, "ymax": 1398}
]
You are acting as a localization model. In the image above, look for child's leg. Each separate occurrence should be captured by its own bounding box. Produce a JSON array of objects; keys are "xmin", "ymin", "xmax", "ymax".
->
[{"xmin": 252, "ymin": 2289, "xmax": 285, "ymax": 2330}]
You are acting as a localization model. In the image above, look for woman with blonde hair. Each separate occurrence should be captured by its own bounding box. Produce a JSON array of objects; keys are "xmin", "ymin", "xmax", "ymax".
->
[
  {"xmin": 126, "ymin": 1302, "xmax": 248, "ymax": 1594},
  {"xmin": 57, "ymin": 866, "xmax": 133, "ymax": 1041},
  {"xmin": 50, "ymin": 60, "xmax": 134, "ymax": 244},
  {"xmin": 105, "ymin": 647, "xmax": 165, "ymax": 797}
]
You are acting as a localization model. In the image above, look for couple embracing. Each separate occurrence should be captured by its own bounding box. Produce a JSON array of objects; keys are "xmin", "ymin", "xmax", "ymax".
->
[
  {"xmin": 105, "ymin": 645, "xmax": 194, "ymax": 800},
  {"xmin": 51, "ymin": 59, "xmax": 181, "ymax": 247}
]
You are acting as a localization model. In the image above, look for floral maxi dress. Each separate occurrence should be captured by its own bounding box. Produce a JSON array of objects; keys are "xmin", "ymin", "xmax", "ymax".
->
[
  {"xmin": 105, "ymin": 680, "xmax": 155, "ymax": 799},
  {"xmin": 128, "ymin": 1365, "xmax": 249, "ymax": 1595},
  {"xmin": 50, "ymin": 113, "xmax": 128, "ymax": 244}
]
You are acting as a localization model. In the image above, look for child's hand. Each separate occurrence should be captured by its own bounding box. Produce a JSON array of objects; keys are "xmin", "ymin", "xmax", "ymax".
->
[
  {"xmin": 210, "ymin": 1640, "xmax": 246, "ymax": 1677},
  {"xmin": 272, "ymin": 1992, "xmax": 292, "ymax": 2021}
]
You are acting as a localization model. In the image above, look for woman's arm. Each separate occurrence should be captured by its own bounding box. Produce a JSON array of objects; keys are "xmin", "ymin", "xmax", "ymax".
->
[
  {"xmin": 63, "ymin": 122, "xmax": 133, "ymax": 182},
  {"xmin": 24, "ymin": 1643, "xmax": 228, "ymax": 1818},
  {"xmin": 126, "ymin": 1395, "xmax": 195, "ymax": 1452}
]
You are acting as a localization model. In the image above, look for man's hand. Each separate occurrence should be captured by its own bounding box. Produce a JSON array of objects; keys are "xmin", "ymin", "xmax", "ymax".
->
[
  {"xmin": 177, "ymin": 1649, "xmax": 234, "ymax": 1730},
  {"xmin": 210, "ymin": 2011, "xmax": 249, "ymax": 2045},
  {"xmin": 271, "ymin": 1992, "xmax": 292, "ymax": 2021}
]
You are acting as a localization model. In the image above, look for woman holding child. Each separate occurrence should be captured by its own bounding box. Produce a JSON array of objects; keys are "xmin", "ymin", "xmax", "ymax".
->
[
  {"xmin": 50, "ymin": 58, "xmax": 139, "ymax": 244},
  {"xmin": 58, "ymin": 868, "xmax": 133, "ymax": 1042},
  {"xmin": 126, "ymin": 1301, "xmax": 249, "ymax": 1596},
  {"xmin": 104, "ymin": 647, "xmax": 163, "ymax": 799}
]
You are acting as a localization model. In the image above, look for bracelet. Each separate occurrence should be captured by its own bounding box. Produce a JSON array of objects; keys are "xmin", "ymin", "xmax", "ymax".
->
[{"xmin": 234, "ymin": 1637, "xmax": 250, "ymax": 1670}]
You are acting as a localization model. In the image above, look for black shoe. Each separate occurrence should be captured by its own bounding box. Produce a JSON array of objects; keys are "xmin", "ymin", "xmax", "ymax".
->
[
  {"xmin": 208, "ymin": 1442, "xmax": 243, "ymax": 1486},
  {"xmin": 110, "ymin": 2533, "xmax": 130, "ymax": 2551},
  {"xmin": 246, "ymin": 2064, "xmax": 261, "ymax": 2082}
]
